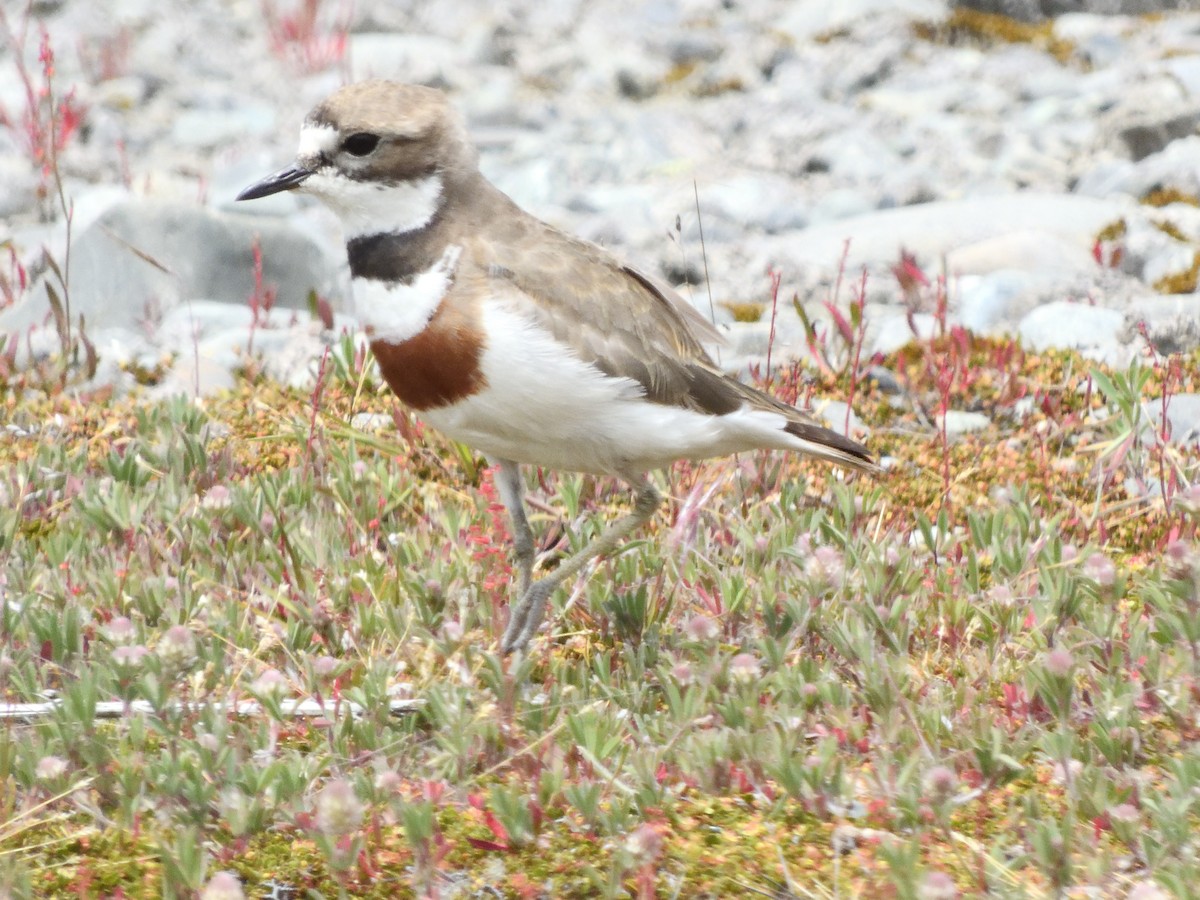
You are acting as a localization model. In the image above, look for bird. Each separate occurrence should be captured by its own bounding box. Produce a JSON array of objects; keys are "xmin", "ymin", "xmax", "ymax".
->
[{"xmin": 237, "ymin": 80, "xmax": 876, "ymax": 654}]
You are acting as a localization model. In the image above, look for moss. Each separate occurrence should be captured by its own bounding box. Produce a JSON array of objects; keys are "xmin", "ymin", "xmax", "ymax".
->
[
  {"xmin": 1152, "ymin": 219, "xmax": 1190, "ymax": 243},
  {"xmin": 1142, "ymin": 187, "xmax": 1200, "ymax": 208},
  {"xmin": 1153, "ymin": 251, "xmax": 1200, "ymax": 294},
  {"xmin": 1094, "ymin": 218, "xmax": 1127, "ymax": 243},
  {"xmin": 720, "ymin": 301, "xmax": 765, "ymax": 323},
  {"xmin": 663, "ymin": 61, "xmax": 698, "ymax": 85},
  {"xmin": 119, "ymin": 356, "xmax": 171, "ymax": 387},
  {"xmin": 915, "ymin": 9, "xmax": 1078, "ymax": 66}
]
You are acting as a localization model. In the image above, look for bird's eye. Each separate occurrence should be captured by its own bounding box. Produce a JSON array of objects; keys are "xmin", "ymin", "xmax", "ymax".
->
[{"xmin": 342, "ymin": 133, "xmax": 380, "ymax": 156}]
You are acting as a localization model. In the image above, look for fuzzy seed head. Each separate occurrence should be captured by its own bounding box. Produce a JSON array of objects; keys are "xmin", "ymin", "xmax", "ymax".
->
[
  {"xmin": 158, "ymin": 624, "xmax": 198, "ymax": 670},
  {"xmin": 315, "ymin": 778, "xmax": 365, "ymax": 836},
  {"xmin": 112, "ymin": 644, "xmax": 149, "ymax": 670},
  {"xmin": 684, "ymin": 615, "xmax": 719, "ymax": 642},
  {"xmin": 804, "ymin": 546, "xmax": 844, "ymax": 585},
  {"xmin": 374, "ymin": 770, "xmax": 404, "ymax": 794},
  {"xmin": 623, "ymin": 822, "xmax": 663, "ymax": 863},
  {"xmin": 201, "ymin": 484, "xmax": 232, "ymax": 510},
  {"xmin": 105, "ymin": 616, "xmax": 136, "ymax": 644},
  {"xmin": 1165, "ymin": 540, "xmax": 1198, "ymax": 579},
  {"xmin": 1127, "ymin": 881, "xmax": 1169, "ymax": 900},
  {"xmin": 1051, "ymin": 759, "xmax": 1083, "ymax": 785},
  {"xmin": 198, "ymin": 733, "xmax": 221, "ymax": 753},
  {"xmin": 670, "ymin": 661, "xmax": 695, "ymax": 685},
  {"xmin": 200, "ymin": 871, "xmax": 245, "ymax": 900},
  {"xmin": 1108, "ymin": 802, "xmax": 1139, "ymax": 824},
  {"xmin": 252, "ymin": 668, "xmax": 288, "ymax": 698},
  {"xmin": 312, "ymin": 655, "xmax": 339, "ymax": 680},
  {"xmin": 35, "ymin": 755, "xmax": 68, "ymax": 782},
  {"xmin": 918, "ymin": 871, "xmax": 958, "ymax": 900},
  {"xmin": 729, "ymin": 652, "xmax": 760, "ymax": 683},
  {"xmin": 1082, "ymin": 552, "xmax": 1116, "ymax": 586},
  {"xmin": 1174, "ymin": 483, "xmax": 1200, "ymax": 516},
  {"xmin": 924, "ymin": 765, "xmax": 958, "ymax": 803},
  {"xmin": 1042, "ymin": 648, "xmax": 1073, "ymax": 678}
]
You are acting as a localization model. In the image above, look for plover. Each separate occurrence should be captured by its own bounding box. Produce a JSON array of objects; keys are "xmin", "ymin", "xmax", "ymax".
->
[{"xmin": 238, "ymin": 80, "xmax": 875, "ymax": 653}]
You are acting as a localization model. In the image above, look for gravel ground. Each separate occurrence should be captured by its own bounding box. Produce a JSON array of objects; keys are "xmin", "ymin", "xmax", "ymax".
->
[{"xmin": 2, "ymin": 0, "xmax": 1200, "ymax": 436}]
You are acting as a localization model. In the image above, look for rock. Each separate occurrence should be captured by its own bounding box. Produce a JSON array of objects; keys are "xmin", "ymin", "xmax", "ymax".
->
[
  {"xmin": 765, "ymin": 193, "xmax": 1132, "ymax": 276},
  {"xmin": 956, "ymin": 271, "xmax": 1040, "ymax": 333},
  {"xmin": 778, "ymin": 0, "xmax": 944, "ymax": 43},
  {"xmin": 1017, "ymin": 301, "xmax": 1126, "ymax": 361},
  {"xmin": 940, "ymin": 410, "xmax": 992, "ymax": 435},
  {"xmin": 1118, "ymin": 111, "xmax": 1200, "ymax": 163},
  {"xmin": 156, "ymin": 315, "xmax": 352, "ymax": 398},
  {"xmin": 1158, "ymin": 393, "xmax": 1200, "ymax": 446},
  {"xmin": 349, "ymin": 33, "xmax": 465, "ymax": 86},
  {"xmin": 0, "ymin": 157, "xmax": 40, "ymax": 220},
  {"xmin": 1124, "ymin": 297, "xmax": 1200, "ymax": 354},
  {"xmin": 0, "ymin": 201, "xmax": 341, "ymax": 343},
  {"xmin": 810, "ymin": 398, "xmax": 871, "ymax": 440},
  {"xmin": 171, "ymin": 103, "xmax": 278, "ymax": 149},
  {"xmin": 1076, "ymin": 136, "xmax": 1200, "ymax": 200},
  {"xmin": 870, "ymin": 312, "xmax": 938, "ymax": 355},
  {"xmin": 697, "ymin": 174, "xmax": 809, "ymax": 235},
  {"xmin": 806, "ymin": 189, "xmax": 875, "ymax": 226},
  {"xmin": 945, "ymin": 231, "xmax": 1097, "ymax": 276},
  {"xmin": 954, "ymin": 0, "xmax": 1193, "ymax": 20}
]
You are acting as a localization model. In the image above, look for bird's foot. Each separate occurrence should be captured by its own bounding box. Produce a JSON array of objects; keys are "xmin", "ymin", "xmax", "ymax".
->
[{"xmin": 500, "ymin": 579, "xmax": 556, "ymax": 654}]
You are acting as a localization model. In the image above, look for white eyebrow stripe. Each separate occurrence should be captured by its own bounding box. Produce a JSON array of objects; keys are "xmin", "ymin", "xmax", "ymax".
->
[{"xmin": 297, "ymin": 123, "xmax": 339, "ymax": 159}]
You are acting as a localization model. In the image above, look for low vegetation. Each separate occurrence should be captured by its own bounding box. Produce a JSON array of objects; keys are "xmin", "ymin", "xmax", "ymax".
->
[{"xmin": 2, "ymin": 315, "xmax": 1199, "ymax": 898}]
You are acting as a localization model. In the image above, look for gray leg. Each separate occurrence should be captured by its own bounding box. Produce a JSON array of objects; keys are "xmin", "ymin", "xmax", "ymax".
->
[
  {"xmin": 501, "ymin": 476, "xmax": 662, "ymax": 654},
  {"xmin": 495, "ymin": 459, "xmax": 535, "ymax": 596}
]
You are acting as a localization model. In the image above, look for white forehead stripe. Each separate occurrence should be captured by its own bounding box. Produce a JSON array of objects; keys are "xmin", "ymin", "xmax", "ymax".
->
[
  {"xmin": 297, "ymin": 123, "xmax": 339, "ymax": 158},
  {"xmin": 354, "ymin": 244, "xmax": 462, "ymax": 344},
  {"xmin": 300, "ymin": 172, "xmax": 443, "ymax": 240}
]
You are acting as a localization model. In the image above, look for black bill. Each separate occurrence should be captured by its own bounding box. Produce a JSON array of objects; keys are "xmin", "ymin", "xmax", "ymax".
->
[{"xmin": 236, "ymin": 165, "xmax": 312, "ymax": 201}]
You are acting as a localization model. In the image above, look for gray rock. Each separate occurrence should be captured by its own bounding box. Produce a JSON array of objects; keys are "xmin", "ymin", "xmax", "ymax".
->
[
  {"xmin": 778, "ymin": 0, "xmax": 944, "ymax": 43},
  {"xmin": 940, "ymin": 410, "xmax": 992, "ymax": 436},
  {"xmin": 0, "ymin": 157, "xmax": 40, "ymax": 220},
  {"xmin": 810, "ymin": 398, "xmax": 871, "ymax": 441},
  {"xmin": 171, "ymin": 103, "xmax": 278, "ymax": 150},
  {"xmin": 956, "ymin": 271, "xmax": 1039, "ymax": 333},
  {"xmin": 806, "ymin": 189, "xmax": 875, "ymax": 226},
  {"xmin": 156, "ymin": 318, "xmax": 344, "ymax": 397},
  {"xmin": 349, "ymin": 33, "xmax": 465, "ymax": 86},
  {"xmin": 0, "ymin": 201, "xmax": 341, "ymax": 342},
  {"xmin": 869, "ymin": 312, "xmax": 939, "ymax": 356},
  {"xmin": 1159, "ymin": 393, "xmax": 1200, "ymax": 446},
  {"xmin": 1017, "ymin": 301, "xmax": 1126, "ymax": 359},
  {"xmin": 945, "ymin": 231, "xmax": 1097, "ymax": 277},
  {"xmin": 1076, "ymin": 135, "xmax": 1200, "ymax": 200},
  {"xmin": 696, "ymin": 174, "xmax": 809, "ymax": 235},
  {"xmin": 954, "ymin": 0, "xmax": 1193, "ymax": 20},
  {"xmin": 766, "ymin": 193, "xmax": 1131, "ymax": 276},
  {"xmin": 1118, "ymin": 112, "xmax": 1200, "ymax": 163},
  {"xmin": 1124, "ymin": 296, "xmax": 1200, "ymax": 354}
]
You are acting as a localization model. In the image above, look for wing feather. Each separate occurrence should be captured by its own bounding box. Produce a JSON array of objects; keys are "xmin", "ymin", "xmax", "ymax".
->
[{"xmin": 474, "ymin": 218, "xmax": 875, "ymax": 470}]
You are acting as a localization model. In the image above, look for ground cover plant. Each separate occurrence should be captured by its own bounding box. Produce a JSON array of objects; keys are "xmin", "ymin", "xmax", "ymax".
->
[{"xmin": 2, "ymin": 304, "xmax": 1200, "ymax": 898}]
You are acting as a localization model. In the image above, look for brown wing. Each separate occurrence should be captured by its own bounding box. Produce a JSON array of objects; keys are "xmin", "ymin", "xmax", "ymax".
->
[
  {"xmin": 481, "ymin": 220, "xmax": 745, "ymax": 413},
  {"xmin": 470, "ymin": 206, "xmax": 875, "ymax": 470}
]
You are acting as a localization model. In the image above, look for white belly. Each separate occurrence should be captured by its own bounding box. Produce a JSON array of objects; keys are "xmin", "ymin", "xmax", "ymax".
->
[{"xmin": 420, "ymin": 304, "xmax": 797, "ymax": 478}]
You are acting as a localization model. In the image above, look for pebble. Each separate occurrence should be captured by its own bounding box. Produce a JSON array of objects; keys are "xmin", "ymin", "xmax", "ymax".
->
[
  {"xmin": 940, "ymin": 411, "xmax": 992, "ymax": 436},
  {"xmin": 1, "ymin": 0, "xmax": 1197, "ymax": 405},
  {"xmin": 1158, "ymin": 394, "xmax": 1200, "ymax": 446},
  {"xmin": 1018, "ymin": 302, "xmax": 1129, "ymax": 365}
]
